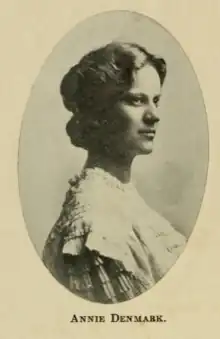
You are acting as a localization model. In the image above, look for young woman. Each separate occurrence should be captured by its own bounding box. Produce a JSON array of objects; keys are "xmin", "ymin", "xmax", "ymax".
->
[{"xmin": 42, "ymin": 42, "xmax": 186, "ymax": 303}]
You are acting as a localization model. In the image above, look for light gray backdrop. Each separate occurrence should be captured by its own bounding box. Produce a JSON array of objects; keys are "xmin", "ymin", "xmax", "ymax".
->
[{"xmin": 18, "ymin": 11, "xmax": 209, "ymax": 256}]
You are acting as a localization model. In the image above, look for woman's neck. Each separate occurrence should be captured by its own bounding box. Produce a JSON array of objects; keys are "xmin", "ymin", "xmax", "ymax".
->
[{"xmin": 83, "ymin": 152, "xmax": 134, "ymax": 184}]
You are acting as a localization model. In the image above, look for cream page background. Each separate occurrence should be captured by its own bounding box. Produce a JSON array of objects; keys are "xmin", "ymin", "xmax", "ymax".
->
[{"xmin": 0, "ymin": 1, "xmax": 219, "ymax": 338}]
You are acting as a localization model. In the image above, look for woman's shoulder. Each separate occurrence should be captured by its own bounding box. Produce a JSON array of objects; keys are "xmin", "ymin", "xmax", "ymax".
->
[
  {"xmin": 51, "ymin": 170, "xmax": 113, "ymax": 255},
  {"xmin": 67, "ymin": 168, "xmax": 124, "ymax": 220},
  {"xmin": 61, "ymin": 171, "xmax": 97, "ymax": 221}
]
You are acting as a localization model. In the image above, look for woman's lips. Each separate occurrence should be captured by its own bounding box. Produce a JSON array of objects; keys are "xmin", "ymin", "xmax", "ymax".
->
[{"xmin": 139, "ymin": 129, "xmax": 156, "ymax": 140}]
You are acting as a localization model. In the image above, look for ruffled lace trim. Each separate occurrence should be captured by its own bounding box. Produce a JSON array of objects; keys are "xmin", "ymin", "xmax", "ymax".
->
[{"xmin": 61, "ymin": 167, "xmax": 187, "ymax": 283}]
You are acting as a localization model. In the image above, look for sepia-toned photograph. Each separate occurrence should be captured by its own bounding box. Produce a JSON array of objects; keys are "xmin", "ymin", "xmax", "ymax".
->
[{"xmin": 18, "ymin": 11, "xmax": 209, "ymax": 304}]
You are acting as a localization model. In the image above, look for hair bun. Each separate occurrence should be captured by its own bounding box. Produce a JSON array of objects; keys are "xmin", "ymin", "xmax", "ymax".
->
[
  {"xmin": 60, "ymin": 65, "xmax": 79, "ymax": 113},
  {"xmin": 66, "ymin": 115, "xmax": 84, "ymax": 147}
]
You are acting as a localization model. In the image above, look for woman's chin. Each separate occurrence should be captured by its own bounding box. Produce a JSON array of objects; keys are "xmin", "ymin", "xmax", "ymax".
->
[
  {"xmin": 138, "ymin": 142, "xmax": 154, "ymax": 155},
  {"xmin": 142, "ymin": 148, "xmax": 153, "ymax": 155}
]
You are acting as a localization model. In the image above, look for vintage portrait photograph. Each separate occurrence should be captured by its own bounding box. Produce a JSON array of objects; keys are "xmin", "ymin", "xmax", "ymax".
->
[{"xmin": 18, "ymin": 10, "xmax": 209, "ymax": 304}]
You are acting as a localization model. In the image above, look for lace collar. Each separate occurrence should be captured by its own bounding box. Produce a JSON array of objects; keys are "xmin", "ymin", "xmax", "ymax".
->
[
  {"xmin": 64, "ymin": 166, "xmax": 186, "ymax": 281},
  {"xmin": 69, "ymin": 167, "xmax": 135, "ymax": 193}
]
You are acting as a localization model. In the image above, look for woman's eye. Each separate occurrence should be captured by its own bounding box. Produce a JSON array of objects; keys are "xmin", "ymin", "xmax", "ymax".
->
[
  {"xmin": 153, "ymin": 96, "xmax": 160, "ymax": 107},
  {"xmin": 121, "ymin": 96, "xmax": 144, "ymax": 106},
  {"xmin": 129, "ymin": 95, "xmax": 147, "ymax": 106},
  {"xmin": 132, "ymin": 98, "xmax": 143, "ymax": 106}
]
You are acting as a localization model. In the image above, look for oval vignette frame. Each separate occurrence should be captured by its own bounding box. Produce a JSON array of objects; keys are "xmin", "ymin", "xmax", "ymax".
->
[{"xmin": 18, "ymin": 10, "xmax": 209, "ymax": 303}]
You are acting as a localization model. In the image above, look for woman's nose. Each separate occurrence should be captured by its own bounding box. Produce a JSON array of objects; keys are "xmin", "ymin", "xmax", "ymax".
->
[{"xmin": 142, "ymin": 108, "xmax": 160, "ymax": 125}]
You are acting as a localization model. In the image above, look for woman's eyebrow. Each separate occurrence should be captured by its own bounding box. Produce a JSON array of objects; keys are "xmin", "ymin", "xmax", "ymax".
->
[
  {"xmin": 130, "ymin": 92, "xmax": 161, "ymax": 98},
  {"xmin": 128, "ymin": 92, "xmax": 149, "ymax": 100},
  {"xmin": 120, "ymin": 92, "xmax": 148, "ymax": 103},
  {"xmin": 121, "ymin": 92, "xmax": 161, "ymax": 103}
]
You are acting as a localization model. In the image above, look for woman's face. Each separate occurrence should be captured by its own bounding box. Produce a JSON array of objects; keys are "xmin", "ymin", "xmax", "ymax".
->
[{"xmin": 109, "ymin": 64, "xmax": 162, "ymax": 157}]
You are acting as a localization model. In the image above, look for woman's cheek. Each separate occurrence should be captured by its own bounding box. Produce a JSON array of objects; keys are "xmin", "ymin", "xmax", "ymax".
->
[
  {"xmin": 110, "ymin": 104, "xmax": 131, "ymax": 129},
  {"xmin": 111, "ymin": 103, "xmax": 143, "ymax": 132},
  {"xmin": 124, "ymin": 107, "xmax": 144, "ymax": 126}
]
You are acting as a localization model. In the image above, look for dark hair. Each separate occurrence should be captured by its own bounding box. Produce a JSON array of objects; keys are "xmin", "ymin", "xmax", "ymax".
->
[{"xmin": 60, "ymin": 42, "xmax": 167, "ymax": 148}]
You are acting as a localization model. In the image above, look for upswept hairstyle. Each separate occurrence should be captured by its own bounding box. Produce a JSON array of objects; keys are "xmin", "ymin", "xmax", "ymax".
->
[{"xmin": 60, "ymin": 42, "xmax": 167, "ymax": 148}]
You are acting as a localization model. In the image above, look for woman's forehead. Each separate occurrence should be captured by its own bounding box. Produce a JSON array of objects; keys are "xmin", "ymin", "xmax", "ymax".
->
[{"xmin": 130, "ymin": 65, "xmax": 161, "ymax": 95}]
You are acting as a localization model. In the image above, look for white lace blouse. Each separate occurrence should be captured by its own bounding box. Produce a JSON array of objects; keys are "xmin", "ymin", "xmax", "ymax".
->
[{"xmin": 61, "ymin": 167, "xmax": 187, "ymax": 289}]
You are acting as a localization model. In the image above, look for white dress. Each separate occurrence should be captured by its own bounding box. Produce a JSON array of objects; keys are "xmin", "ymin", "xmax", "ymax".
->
[{"xmin": 43, "ymin": 167, "xmax": 186, "ymax": 303}]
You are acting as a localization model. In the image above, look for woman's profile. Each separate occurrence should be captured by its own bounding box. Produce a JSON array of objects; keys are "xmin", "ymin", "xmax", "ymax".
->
[{"xmin": 42, "ymin": 41, "xmax": 186, "ymax": 303}]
